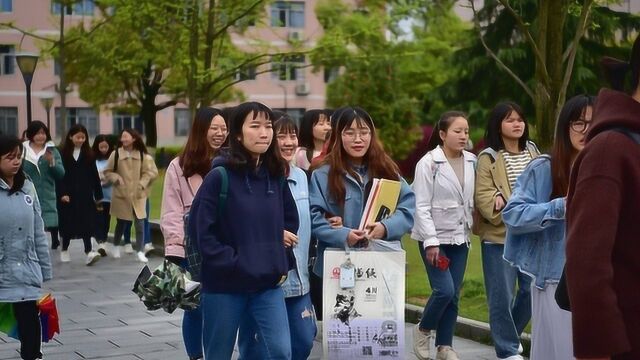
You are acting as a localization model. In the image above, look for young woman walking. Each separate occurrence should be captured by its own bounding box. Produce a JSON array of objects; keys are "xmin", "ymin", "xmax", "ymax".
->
[
  {"xmin": 21, "ymin": 121, "xmax": 65, "ymax": 250},
  {"xmin": 238, "ymin": 114, "xmax": 317, "ymax": 360},
  {"xmin": 411, "ymin": 111, "xmax": 476, "ymax": 360},
  {"xmin": 0, "ymin": 134, "xmax": 53, "ymax": 360},
  {"xmin": 475, "ymin": 102, "xmax": 540, "ymax": 360},
  {"xmin": 161, "ymin": 107, "xmax": 228, "ymax": 360},
  {"xmin": 57, "ymin": 124, "xmax": 104, "ymax": 265},
  {"xmin": 92, "ymin": 135, "xmax": 115, "ymax": 256},
  {"xmin": 189, "ymin": 102, "xmax": 299, "ymax": 360},
  {"xmin": 503, "ymin": 94, "xmax": 595, "ymax": 360},
  {"xmin": 104, "ymin": 129, "xmax": 158, "ymax": 263}
]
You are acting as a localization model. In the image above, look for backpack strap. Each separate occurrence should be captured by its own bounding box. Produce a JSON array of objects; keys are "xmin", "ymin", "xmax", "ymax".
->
[
  {"xmin": 610, "ymin": 127, "xmax": 640, "ymax": 145},
  {"xmin": 213, "ymin": 166, "xmax": 228, "ymax": 218},
  {"xmin": 113, "ymin": 148, "xmax": 120, "ymax": 172}
]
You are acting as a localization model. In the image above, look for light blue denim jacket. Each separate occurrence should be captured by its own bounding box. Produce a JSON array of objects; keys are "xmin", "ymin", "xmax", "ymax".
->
[
  {"xmin": 502, "ymin": 156, "xmax": 566, "ymax": 289},
  {"xmin": 281, "ymin": 166, "xmax": 311, "ymax": 297},
  {"xmin": 309, "ymin": 164, "xmax": 415, "ymax": 277}
]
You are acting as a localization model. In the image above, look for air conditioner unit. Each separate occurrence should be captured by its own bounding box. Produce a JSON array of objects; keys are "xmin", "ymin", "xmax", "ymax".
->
[
  {"xmin": 288, "ymin": 31, "xmax": 302, "ymax": 42},
  {"xmin": 295, "ymin": 82, "xmax": 310, "ymax": 96}
]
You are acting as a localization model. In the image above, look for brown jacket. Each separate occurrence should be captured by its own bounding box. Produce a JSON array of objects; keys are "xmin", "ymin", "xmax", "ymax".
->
[
  {"xmin": 566, "ymin": 89, "xmax": 640, "ymax": 360},
  {"xmin": 104, "ymin": 148, "xmax": 158, "ymax": 221},
  {"xmin": 474, "ymin": 142, "xmax": 539, "ymax": 243}
]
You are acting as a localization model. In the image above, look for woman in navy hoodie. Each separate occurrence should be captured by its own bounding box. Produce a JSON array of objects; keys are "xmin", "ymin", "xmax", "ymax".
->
[{"xmin": 190, "ymin": 102, "xmax": 299, "ymax": 360}]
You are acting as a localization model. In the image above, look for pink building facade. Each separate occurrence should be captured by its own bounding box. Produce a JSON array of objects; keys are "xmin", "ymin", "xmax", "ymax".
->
[{"xmin": 0, "ymin": 0, "xmax": 328, "ymax": 145}]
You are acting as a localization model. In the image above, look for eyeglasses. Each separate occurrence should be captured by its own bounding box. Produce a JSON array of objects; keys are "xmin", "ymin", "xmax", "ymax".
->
[
  {"xmin": 570, "ymin": 119, "xmax": 592, "ymax": 133},
  {"xmin": 341, "ymin": 129, "xmax": 371, "ymax": 140}
]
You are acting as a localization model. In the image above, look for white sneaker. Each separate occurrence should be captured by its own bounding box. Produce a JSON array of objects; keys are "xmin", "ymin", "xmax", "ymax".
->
[
  {"xmin": 500, "ymin": 355, "xmax": 524, "ymax": 360},
  {"xmin": 137, "ymin": 251, "xmax": 148, "ymax": 263},
  {"xmin": 413, "ymin": 325, "xmax": 433, "ymax": 360},
  {"xmin": 436, "ymin": 346, "xmax": 460, "ymax": 360},
  {"xmin": 112, "ymin": 246, "xmax": 122, "ymax": 258},
  {"xmin": 97, "ymin": 243, "xmax": 108, "ymax": 257},
  {"xmin": 85, "ymin": 251, "xmax": 101, "ymax": 266},
  {"xmin": 143, "ymin": 243, "xmax": 154, "ymax": 255},
  {"xmin": 124, "ymin": 243, "xmax": 134, "ymax": 253},
  {"xmin": 518, "ymin": 343, "xmax": 524, "ymax": 354},
  {"xmin": 60, "ymin": 250, "xmax": 70, "ymax": 263}
]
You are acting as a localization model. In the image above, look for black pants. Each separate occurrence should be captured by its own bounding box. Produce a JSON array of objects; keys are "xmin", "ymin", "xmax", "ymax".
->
[
  {"xmin": 62, "ymin": 235, "xmax": 92, "ymax": 254},
  {"xmin": 113, "ymin": 218, "xmax": 143, "ymax": 251},
  {"xmin": 94, "ymin": 202, "xmax": 111, "ymax": 243},
  {"xmin": 13, "ymin": 301, "xmax": 42, "ymax": 360},
  {"xmin": 46, "ymin": 227, "xmax": 59, "ymax": 249}
]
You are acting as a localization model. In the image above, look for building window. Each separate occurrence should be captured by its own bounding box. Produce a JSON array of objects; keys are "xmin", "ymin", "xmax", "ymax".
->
[
  {"xmin": 273, "ymin": 108, "xmax": 305, "ymax": 125},
  {"xmin": 0, "ymin": 107, "xmax": 18, "ymax": 136},
  {"xmin": 0, "ymin": 0, "xmax": 12, "ymax": 12},
  {"xmin": 54, "ymin": 59, "xmax": 61, "ymax": 76},
  {"xmin": 271, "ymin": 55, "xmax": 305, "ymax": 81},
  {"xmin": 55, "ymin": 108, "xmax": 99, "ymax": 137},
  {"xmin": 0, "ymin": 45, "xmax": 15, "ymax": 76},
  {"xmin": 52, "ymin": 0, "xmax": 94, "ymax": 16},
  {"xmin": 113, "ymin": 112, "xmax": 144, "ymax": 135},
  {"xmin": 235, "ymin": 65, "xmax": 257, "ymax": 81},
  {"xmin": 270, "ymin": 2, "xmax": 304, "ymax": 28},
  {"xmin": 324, "ymin": 67, "xmax": 339, "ymax": 83},
  {"xmin": 174, "ymin": 108, "xmax": 190, "ymax": 137}
]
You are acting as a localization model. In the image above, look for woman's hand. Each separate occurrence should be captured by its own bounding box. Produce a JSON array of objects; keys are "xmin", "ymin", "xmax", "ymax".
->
[
  {"xmin": 327, "ymin": 216, "xmax": 343, "ymax": 228},
  {"xmin": 425, "ymin": 246, "xmax": 440, "ymax": 267},
  {"xmin": 60, "ymin": 195, "xmax": 70, "ymax": 203},
  {"xmin": 494, "ymin": 194, "xmax": 506, "ymax": 211},
  {"xmin": 44, "ymin": 150, "xmax": 54, "ymax": 166},
  {"xmin": 347, "ymin": 229, "xmax": 367, "ymax": 247},
  {"xmin": 365, "ymin": 222, "xmax": 386, "ymax": 240},
  {"xmin": 283, "ymin": 230, "xmax": 298, "ymax": 247}
]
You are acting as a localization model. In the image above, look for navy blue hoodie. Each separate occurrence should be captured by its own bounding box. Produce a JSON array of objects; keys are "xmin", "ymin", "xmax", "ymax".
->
[{"xmin": 190, "ymin": 156, "xmax": 299, "ymax": 293}]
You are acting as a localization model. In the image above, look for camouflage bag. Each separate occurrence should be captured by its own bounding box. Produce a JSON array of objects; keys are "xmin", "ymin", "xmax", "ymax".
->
[{"xmin": 132, "ymin": 259, "xmax": 200, "ymax": 313}]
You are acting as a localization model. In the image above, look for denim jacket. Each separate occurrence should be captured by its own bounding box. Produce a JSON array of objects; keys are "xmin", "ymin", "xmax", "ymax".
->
[
  {"xmin": 281, "ymin": 166, "xmax": 311, "ymax": 297},
  {"xmin": 309, "ymin": 164, "xmax": 415, "ymax": 277},
  {"xmin": 502, "ymin": 156, "xmax": 566, "ymax": 289}
]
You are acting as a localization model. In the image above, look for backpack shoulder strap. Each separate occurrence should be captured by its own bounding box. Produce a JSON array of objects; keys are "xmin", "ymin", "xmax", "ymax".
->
[
  {"xmin": 214, "ymin": 166, "xmax": 228, "ymax": 218},
  {"xmin": 113, "ymin": 148, "xmax": 120, "ymax": 172}
]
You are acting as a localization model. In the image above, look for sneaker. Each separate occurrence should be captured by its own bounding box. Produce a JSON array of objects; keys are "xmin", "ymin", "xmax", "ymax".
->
[
  {"xmin": 112, "ymin": 246, "xmax": 122, "ymax": 258},
  {"xmin": 124, "ymin": 243, "xmax": 134, "ymax": 254},
  {"xmin": 518, "ymin": 343, "xmax": 524, "ymax": 354},
  {"xmin": 143, "ymin": 243, "xmax": 154, "ymax": 255},
  {"xmin": 500, "ymin": 356, "xmax": 524, "ymax": 360},
  {"xmin": 85, "ymin": 251, "xmax": 101, "ymax": 266},
  {"xmin": 413, "ymin": 325, "xmax": 433, "ymax": 360},
  {"xmin": 97, "ymin": 243, "xmax": 108, "ymax": 257},
  {"xmin": 436, "ymin": 346, "xmax": 459, "ymax": 360},
  {"xmin": 137, "ymin": 251, "xmax": 148, "ymax": 263},
  {"xmin": 60, "ymin": 250, "xmax": 70, "ymax": 263}
]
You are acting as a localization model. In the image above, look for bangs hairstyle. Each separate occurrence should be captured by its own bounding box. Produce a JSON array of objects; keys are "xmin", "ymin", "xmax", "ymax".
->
[
  {"xmin": 298, "ymin": 109, "xmax": 330, "ymax": 150},
  {"xmin": 550, "ymin": 94, "xmax": 595, "ymax": 199},
  {"xmin": 92, "ymin": 134, "xmax": 115, "ymax": 161},
  {"xmin": 26, "ymin": 120, "xmax": 52, "ymax": 142},
  {"xmin": 323, "ymin": 107, "xmax": 400, "ymax": 207},
  {"xmin": 118, "ymin": 128, "xmax": 148, "ymax": 154},
  {"xmin": 273, "ymin": 113, "xmax": 298, "ymax": 135},
  {"xmin": 0, "ymin": 134, "xmax": 26, "ymax": 195},
  {"xmin": 226, "ymin": 101, "xmax": 286, "ymax": 177},
  {"xmin": 484, "ymin": 101, "xmax": 530, "ymax": 152},
  {"xmin": 61, "ymin": 124, "xmax": 93, "ymax": 161},
  {"xmin": 180, "ymin": 107, "xmax": 225, "ymax": 178},
  {"xmin": 426, "ymin": 111, "xmax": 468, "ymax": 152}
]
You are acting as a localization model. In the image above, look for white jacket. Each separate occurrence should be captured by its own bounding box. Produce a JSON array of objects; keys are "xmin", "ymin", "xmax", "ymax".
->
[{"xmin": 411, "ymin": 146, "xmax": 476, "ymax": 248}]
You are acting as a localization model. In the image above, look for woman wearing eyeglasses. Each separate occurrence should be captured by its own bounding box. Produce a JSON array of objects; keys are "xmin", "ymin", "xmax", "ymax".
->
[
  {"xmin": 308, "ymin": 107, "xmax": 415, "ymax": 280},
  {"xmin": 502, "ymin": 94, "xmax": 594, "ymax": 360}
]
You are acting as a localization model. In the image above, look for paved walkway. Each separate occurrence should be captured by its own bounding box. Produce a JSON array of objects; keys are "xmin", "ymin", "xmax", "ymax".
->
[{"xmin": 0, "ymin": 245, "xmax": 497, "ymax": 359}]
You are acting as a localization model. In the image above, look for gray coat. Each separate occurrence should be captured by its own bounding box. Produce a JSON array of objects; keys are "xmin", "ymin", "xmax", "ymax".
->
[{"xmin": 0, "ymin": 178, "xmax": 52, "ymax": 302}]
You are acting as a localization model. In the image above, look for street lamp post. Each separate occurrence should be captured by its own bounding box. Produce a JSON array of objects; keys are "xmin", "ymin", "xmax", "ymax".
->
[
  {"xmin": 16, "ymin": 53, "xmax": 39, "ymax": 126},
  {"xmin": 40, "ymin": 93, "xmax": 55, "ymax": 130}
]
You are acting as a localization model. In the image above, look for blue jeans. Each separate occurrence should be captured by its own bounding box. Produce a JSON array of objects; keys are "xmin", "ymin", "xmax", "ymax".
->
[
  {"xmin": 239, "ymin": 293, "xmax": 316, "ymax": 360},
  {"xmin": 144, "ymin": 199, "xmax": 151, "ymax": 245},
  {"xmin": 481, "ymin": 241, "xmax": 532, "ymax": 359},
  {"xmin": 180, "ymin": 259, "xmax": 203, "ymax": 359},
  {"xmin": 418, "ymin": 243, "xmax": 469, "ymax": 347},
  {"xmin": 201, "ymin": 288, "xmax": 291, "ymax": 360}
]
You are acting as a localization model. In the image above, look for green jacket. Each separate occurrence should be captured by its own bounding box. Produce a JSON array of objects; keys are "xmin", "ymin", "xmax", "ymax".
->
[
  {"xmin": 22, "ymin": 141, "xmax": 65, "ymax": 228},
  {"xmin": 473, "ymin": 142, "xmax": 539, "ymax": 243}
]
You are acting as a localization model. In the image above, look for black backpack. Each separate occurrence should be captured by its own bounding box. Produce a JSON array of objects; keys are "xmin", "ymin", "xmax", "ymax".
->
[{"xmin": 555, "ymin": 126, "xmax": 640, "ymax": 311}]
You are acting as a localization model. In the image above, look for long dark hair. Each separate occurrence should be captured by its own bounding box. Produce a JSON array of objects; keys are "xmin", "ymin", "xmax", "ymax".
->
[
  {"xmin": 299, "ymin": 109, "xmax": 330, "ymax": 157},
  {"xmin": 226, "ymin": 102, "xmax": 286, "ymax": 177},
  {"xmin": 0, "ymin": 135, "xmax": 25, "ymax": 195},
  {"xmin": 601, "ymin": 33, "xmax": 640, "ymax": 93},
  {"xmin": 25, "ymin": 120, "xmax": 52, "ymax": 143},
  {"xmin": 180, "ymin": 107, "xmax": 226, "ymax": 178},
  {"xmin": 323, "ymin": 107, "xmax": 400, "ymax": 207},
  {"xmin": 426, "ymin": 111, "xmax": 468, "ymax": 152},
  {"xmin": 484, "ymin": 101, "xmax": 530, "ymax": 152},
  {"xmin": 550, "ymin": 94, "xmax": 595, "ymax": 199},
  {"xmin": 92, "ymin": 134, "xmax": 115, "ymax": 161},
  {"xmin": 118, "ymin": 128, "xmax": 147, "ymax": 154},
  {"xmin": 61, "ymin": 124, "xmax": 93, "ymax": 161}
]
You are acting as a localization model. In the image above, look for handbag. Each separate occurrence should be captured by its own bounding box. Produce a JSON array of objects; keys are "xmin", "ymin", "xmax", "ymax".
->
[{"xmin": 555, "ymin": 267, "xmax": 571, "ymax": 311}]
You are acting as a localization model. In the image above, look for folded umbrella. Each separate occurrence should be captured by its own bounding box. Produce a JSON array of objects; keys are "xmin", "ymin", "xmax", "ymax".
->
[{"xmin": 132, "ymin": 259, "xmax": 200, "ymax": 313}]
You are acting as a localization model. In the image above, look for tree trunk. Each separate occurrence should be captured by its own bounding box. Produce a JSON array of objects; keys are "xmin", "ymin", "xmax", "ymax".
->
[
  {"xmin": 58, "ymin": 3, "xmax": 68, "ymax": 138},
  {"xmin": 187, "ymin": 0, "xmax": 200, "ymax": 120},
  {"xmin": 140, "ymin": 84, "xmax": 158, "ymax": 148}
]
